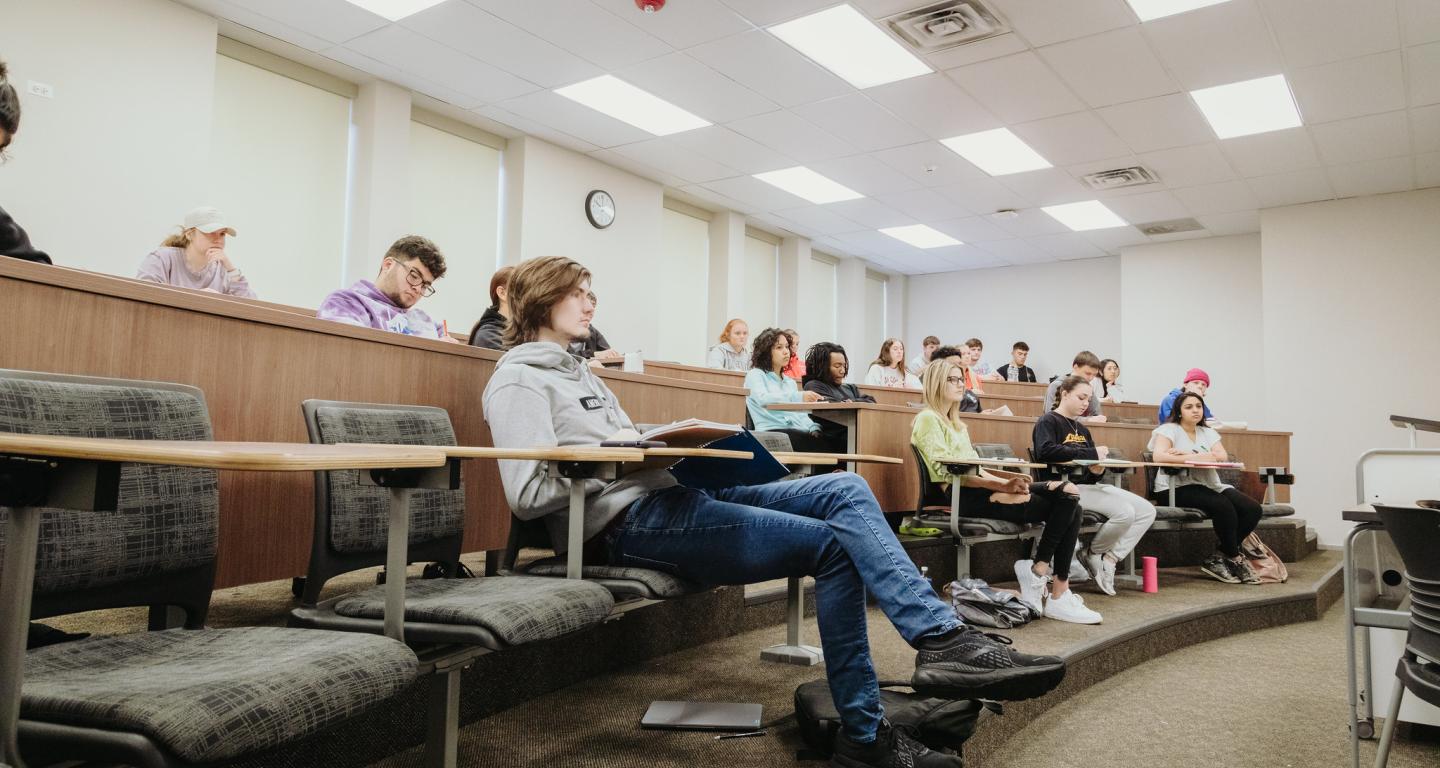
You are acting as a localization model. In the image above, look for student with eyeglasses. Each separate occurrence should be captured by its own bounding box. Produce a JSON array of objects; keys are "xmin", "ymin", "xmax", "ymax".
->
[{"xmin": 317, "ymin": 235, "xmax": 459, "ymax": 342}]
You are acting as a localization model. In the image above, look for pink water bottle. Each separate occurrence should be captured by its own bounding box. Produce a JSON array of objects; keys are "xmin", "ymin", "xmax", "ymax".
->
[{"xmin": 1142, "ymin": 556, "xmax": 1159, "ymax": 593}]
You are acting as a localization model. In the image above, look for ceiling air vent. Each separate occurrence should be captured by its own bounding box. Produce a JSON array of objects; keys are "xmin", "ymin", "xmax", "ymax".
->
[
  {"xmin": 1080, "ymin": 166, "xmax": 1159, "ymax": 191},
  {"xmin": 1137, "ymin": 218, "xmax": 1204, "ymax": 236},
  {"xmin": 883, "ymin": 1, "xmax": 1010, "ymax": 53}
]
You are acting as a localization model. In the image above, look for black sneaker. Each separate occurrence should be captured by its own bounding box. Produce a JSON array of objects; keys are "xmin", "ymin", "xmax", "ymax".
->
[
  {"xmin": 1200, "ymin": 553, "xmax": 1241, "ymax": 584},
  {"xmin": 832, "ymin": 719, "xmax": 961, "ymax": 768},
  {"xmin": 1228, "ymin": 556, "xmax": 1261, "ymax": 584},
  {"xmin": 911, "ymin": 626, "xmax": 1066, "ymax": 701}
]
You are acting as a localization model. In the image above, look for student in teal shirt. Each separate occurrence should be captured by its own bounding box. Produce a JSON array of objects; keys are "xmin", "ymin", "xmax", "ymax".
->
[{"xmin": 744, "ymin": 327, "xmax": 844, "ymax": 453}]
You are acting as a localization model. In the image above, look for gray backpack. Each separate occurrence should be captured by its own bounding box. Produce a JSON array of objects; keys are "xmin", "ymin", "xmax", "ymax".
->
[{"xmin": 945, "ymin": 578, "xmax": 1038, "ymax": 628}]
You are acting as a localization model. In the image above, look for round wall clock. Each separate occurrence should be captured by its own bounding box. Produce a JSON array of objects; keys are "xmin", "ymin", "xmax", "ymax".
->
[{"xmin": 585, "ymin": 189, "xmax": 616, "ymax": 229}]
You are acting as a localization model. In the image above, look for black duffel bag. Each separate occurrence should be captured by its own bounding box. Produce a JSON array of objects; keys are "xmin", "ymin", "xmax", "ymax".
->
[{"xmin": 793, "ymin": 679, "xmax": 1000, "ymax": 762}]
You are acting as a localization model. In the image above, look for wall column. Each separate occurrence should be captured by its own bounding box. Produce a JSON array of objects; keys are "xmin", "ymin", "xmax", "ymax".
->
[
  {"xmin": 345, "ymin": 79, "xmax": 412, "ymax": 283},
  {"xmin": 707, "ymin": 211, "xmax": 747, "ymax": 336}
]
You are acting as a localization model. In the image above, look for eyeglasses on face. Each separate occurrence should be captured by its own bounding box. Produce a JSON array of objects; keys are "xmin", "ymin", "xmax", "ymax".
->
[
  {"xmin": 391, "ymin": 259, "xmax": 436, "ymax": 297},
  {"xmin": 945, "ymin": 376, "xmax": 964, "ymax": 386}
]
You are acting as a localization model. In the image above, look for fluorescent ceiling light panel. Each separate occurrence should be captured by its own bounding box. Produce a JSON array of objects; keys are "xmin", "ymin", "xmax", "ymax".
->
[
  {"xmin": 753, "ymin": 167, "xmax": 864, "ymax": 204},
  {"xmin": 1190, "ymin": 74, "xmax": 1302, "ymax": 139},
  {"xmin": 769, "ymin": 4, "xmax": 931, "ymax": 89},
  {"xmin": 554, "ymin": 75, "xmax": 711, "ymax": 136},
  {"xmin": 342, "ymin": 0, "xmax": 447, "ymax": 21},
  {"xmin": 939, "ymin": 128, "xmax": 1052, "ymax": 176},
  {"xmin": 1042, "ymin": 200, "xmax": 1128, "ymax": 231},
  {"xmin": 1125, "ymin": 0, "xmax": 1231, "ymax": 22},
  {"xmin": 879, "ymin": 225, "xmax": 962, "ymax": 249}
]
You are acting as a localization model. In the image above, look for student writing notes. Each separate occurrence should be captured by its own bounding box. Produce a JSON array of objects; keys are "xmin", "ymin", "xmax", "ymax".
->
[{"xmin": 317, "ymin": 235, "xmax": 459, "ymax": 343}]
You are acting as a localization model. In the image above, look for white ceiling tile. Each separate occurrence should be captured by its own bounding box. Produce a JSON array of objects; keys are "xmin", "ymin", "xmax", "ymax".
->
[
  {"xmin": 1103, "ymin": 190, "xmax": 1192, "ymax": 224},
  {"xmin": 1139, "ymin": 143, "xmax": 1239, "ymax": 186},
  {"xmin": 1029, "ymin": 232, "xmax": 1108, "ymax": 260},
  {"xmin": 220, "ymin": 0, "xmax": 387, "ymax": 44},
  {"xmin": 997, "ymin": 168, "xmax": 1094, "ymax": 206},
  {"xmin": 989, "ymin": 0, "xmax": 1136, "ymax": 47},
  {"xmin": 1326, "ymin": 156, "xmax": 1416, "ymax": 197},
  {"xmin": 872, "ymin": 142, "xmax": 992, "ymax": 188},
  {"xmin": 703, "ymin": 175, "xmax": 810, "ymax": 210},
  {"xmin": 593, "ymin": 0, "xmax": 751, "ymax": 49},
  {"xmin": 401, "ymin": 1, "xmax": 600, "ymax": 88},
  {"xmin": 824, "ymin": 199, "xmax": 917, "ymax": 229},
  {"xmin": 184, "ymin": 0, "xmax": 336, "ymax": 51},
  {"xmin": 688, "ymin": 30, "xmax": 852, "ymax": 108},
  {"xmin": 497, "ymin": 90, "xmax": 653, "ymax": 148},
  {"xmin": 1147, "ymin": 229, "xmax": 1211, "ymax": 242},
  {"xmin": 926, "ymin": 245, "xmax": 1009, "ymax": 271},
  {"xmin": 667, "ymin": 126, "xmax": 793, "ymax": 174},
  {"xmin": 1038, "ymin": 27, "xmax": 1180, "ymax": 108},
  {"xmin": 853, "ymin": 0, "xmax": 920, "ymax": 18},
  {"xmin": 991, "ymin": 208, "xmax": 1072, "ymax": 237},
  {"xmin": 748, "ymin": 213, "xmax": 807, "ymax": 239},
  {"xmin": 323, "ymin": 45, "xmax": 480, "ymax": 108},
  {"xmin": 1259, "ymin": 0, "xmax": 1400, "ymax": 69},
  {"xmin": 773, "ymin": 205, "xmax": 867, "ymax": 236},
  {"xmin": 923, "ymin": 33, "xmax": 1030, "ymax": 70},
  {"xmin": 874, "ymin": 188, "xmax": 968, "ymax": 223},
  {"xmin": 1197, "ymin": 210, "xmax": 1262, "ymax": 235},
  {"xmin": 865, "ymin": 74, "xmax": 1002, "ymax": 140},
  {"xmin": 978, "ymin": 238, "xmax": 1055, "ymax": 265},
  {"xmin": 1012, "ymin": 111, "xmax": 1133, "ymax": 165},
  {"xmin": 607, "ymin": 138, "xmax": 740, "ymax": 183},
  {"xmin": 472, "ymin": 105, "xmax": 601, "ymax": 153},
  {"xmin": 1399, "ymin": 0, "xmax": 1440, "ymax": 46},
  {"xmin": 1408, "ymin": 42, "xmax": 1440, "ymax": 106},
  {"xmin": 933, "ymin": 177, "xmax": 1032, "ymax": 214},
  {"xmin": 930, "ymin": 216, "xmax": 1013, "ymax": 243},
  {"xmin": 835, "ymin": 229, "xmax": 923, "ymax": 255},
  {"xmin": 792, "ymin": 94, "xmax": 929, "ymax": 153},
  {"xmin": 717, "ymin": 0, "xmax": 837, "ymax": 26},
  {"xmin": 1413, "ymin": 105, "xmax": 1440, "ymax": 154},
  {"xmin": 1246, "ymin": 167, "xmax": 1336, "ymax": 207},
  {"xmin": 467, "ymin": 0, "xmax": 673, "ymax": 70},
  {"xmin": 1140, "ymin": 0, "xmax": 1285, "ymax": 90},
  {"xmin": 1172, "ymin": 180, "xmax": 1262, "ymax": 215},
  {"xmin": 1220, "ymin": 127, "xmax": 1321, "ymax": 177},
  {"xmin": 1096, "ymin": 93, "xmax": 1216, "ymax": 153},
  {"xmin": 343, "ymin": 26, "xmax": 538, "ymax": 105},
  {"xmin": 1310, "ymin": 111, "xmax": 1411, "ymax": 164},
  {"xmin": 809, "ymin": 155, "xmax": 922, "ymax": 197},
  {"xmin": 902, "ymin": 253, "xmax": 965, "ymax": 275},
  {"xmin": 945, "ymin": 51, "xmax": 1087, "ymax": 124},
  {"xmin": 1082, "ymin": 226, "xmax": 1151, "ymax": 253},
  {"xmin": 679, "ymin": 184, "xmax": 758, "ymax": 214},
  {"xmin": 616, "ymin": 53, "xmax": 778, "ymax": 124},
  {"xmin": 588, "ymin": 148, "xmax": 688, "ymax": 187},
  {"xmin": 726, "ymin": 110, "xmax": 858, "ymax": 163},
  {"xmin": 1290, "ymin": 51, "xmax": 1407, "ymax": 124},
  {"xmin": 1417, "ymin": 152, "xmax": 1440, "ymax": 188}
]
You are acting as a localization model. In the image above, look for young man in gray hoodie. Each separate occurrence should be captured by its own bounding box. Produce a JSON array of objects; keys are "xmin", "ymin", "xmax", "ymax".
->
[{"xmin": 482, "ymin": 257, "xmax": 1064, "ymax": 768}]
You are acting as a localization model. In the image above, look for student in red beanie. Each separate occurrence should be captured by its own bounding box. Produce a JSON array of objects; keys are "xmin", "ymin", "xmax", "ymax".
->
[{"xmin": 1157, "ymin": 368, "xmax": 1215, "ymax": 423}]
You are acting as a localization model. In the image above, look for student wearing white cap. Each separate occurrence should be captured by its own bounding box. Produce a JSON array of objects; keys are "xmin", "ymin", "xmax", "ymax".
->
[{"xmin": 136, "ymin": 207, "xmax": 256, "ymax": 298}]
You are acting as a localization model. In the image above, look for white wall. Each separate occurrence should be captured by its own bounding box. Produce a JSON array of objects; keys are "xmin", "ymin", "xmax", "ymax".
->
[
  {"xmin": 800, "ymin": 255, "xmax": 838, "ymax": 346},
  {"xmin": 510, "ymin": 137, "xmax": 666, "ymax": 357},
  {"xmin": 408, "ymin": 120, "xmax": 502, "ymax": 331},
  {"xmin": 210, "ymin": 55, "xmax": 351, "ymax": 309},
  {"xmin": 1119, "ymin": 234, "xmax": 1265, "ymax": 418},
  {"xmin": 742, "ymin": 235, "xmax": 778, "ymax": 331},
  {"xmin": 657, "ymin": 207, "xmax": 710, "ymax": 365},
  {"xmin": 0, "ymin": 0, "xmax": 217, "ymax": 274},
  {"xmin": 905, "ymin": 258, "xmax": 1123, "ymax": 379},
  {"xmin": 864, "ymin": 273, "xmax": 888, "ymax": 363},
  {"xmin": 1261, "ymin": 189, "xmax": 1440, "ymax": 545}
]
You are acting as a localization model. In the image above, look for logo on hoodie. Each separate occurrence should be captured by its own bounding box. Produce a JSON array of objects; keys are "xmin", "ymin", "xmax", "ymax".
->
[{"xmin": 579, "ymin": 396, "xmax": 605, "ymax": 411}]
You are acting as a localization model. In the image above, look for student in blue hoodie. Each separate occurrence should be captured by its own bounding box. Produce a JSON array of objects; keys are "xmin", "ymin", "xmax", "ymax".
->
[{"xmin": 482, "ymin": 256, "xmax": 1065, "ymax": 768}]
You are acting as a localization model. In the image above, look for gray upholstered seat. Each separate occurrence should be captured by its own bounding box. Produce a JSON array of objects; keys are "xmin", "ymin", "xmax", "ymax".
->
[
  {"xmin": 1154, "ymin": 506, "xmax": 1208, "ymax": 522},
  {"xmin": 1262, "ymin": 503, "xmax": 1296, "ymax": 517},
  {"xmin": 521, "ymin": 560, "xmax": 695, "ymax": 598},
  {"xmin": 333, "ymin": 576, "xmax": 614, "ymax": 646},
  {"xmin": 20, "ymin": 627, "xmax": 416, "ymax": 764}
]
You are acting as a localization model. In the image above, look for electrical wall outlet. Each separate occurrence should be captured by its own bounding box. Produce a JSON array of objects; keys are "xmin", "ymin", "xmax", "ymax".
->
[{"xmin": 27, "ymin": 81, "xmax": 54, "ymax": 99}]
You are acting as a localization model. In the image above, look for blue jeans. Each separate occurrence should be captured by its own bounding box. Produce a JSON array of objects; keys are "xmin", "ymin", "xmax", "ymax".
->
[{"xmin": 609, "ymin": 472, "xmax": 960, "ymax": 742}]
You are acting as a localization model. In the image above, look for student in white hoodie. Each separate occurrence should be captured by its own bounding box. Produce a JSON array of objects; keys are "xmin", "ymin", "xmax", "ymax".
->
[{"xmin": 482, "ymin": 257, "xmax": 1064, "ymax": 768}]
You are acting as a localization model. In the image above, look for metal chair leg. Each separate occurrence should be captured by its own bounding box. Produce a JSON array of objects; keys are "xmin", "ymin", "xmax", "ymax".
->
[
  {"xmin": 760, "ymin": 576, "xmax": 822, "ymax": 665},
  {"xmin": 1372, "ymin": 676, "xmax": 1404, "ymax": 768},
  {"xmin": 423, "ymin": 669, "xmax": 462, "ymax": 768}
]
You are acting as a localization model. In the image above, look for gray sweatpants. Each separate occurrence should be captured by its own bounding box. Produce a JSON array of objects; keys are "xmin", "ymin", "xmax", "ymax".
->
[{"xmin": 1076, "ymin": 483, "xmax": 1157, "ymax": 559}]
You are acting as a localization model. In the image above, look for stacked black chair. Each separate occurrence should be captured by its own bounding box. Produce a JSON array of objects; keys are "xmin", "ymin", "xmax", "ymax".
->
[
  {"xmin": 0, "ymin": 370, "xmax": 419, "ymax": 767},
  {"xmin": 1371, "ymin": 502, "xmax": 1440, "ymax": 768}
]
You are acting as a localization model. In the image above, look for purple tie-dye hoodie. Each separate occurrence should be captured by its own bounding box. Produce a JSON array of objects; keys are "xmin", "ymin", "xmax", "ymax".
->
[{"xmin": 316, "ymin": 279, "xmax": 443, "ymax": 339}]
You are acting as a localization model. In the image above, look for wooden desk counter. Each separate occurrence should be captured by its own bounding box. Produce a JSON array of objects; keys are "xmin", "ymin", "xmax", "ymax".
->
[
  {"xmin": 0, "ymin": 260, "xmax": 747, "ymax": 587},
  {"xmin": 639, "ymin": 358, "xmax": 747, "ymax": 388}
]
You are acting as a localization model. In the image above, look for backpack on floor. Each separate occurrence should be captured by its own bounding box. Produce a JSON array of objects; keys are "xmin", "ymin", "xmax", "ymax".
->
[
  {"xmin": 945, "ymin": 578, "xmax": 1038, "ymax": 628},
  {"xmin": 793, "ymin": 678, "xmax": 999, "ymax": 762},
  {"xmin": 1240, "ymin": 532, "xmax": 1288, "ymax": 583}
]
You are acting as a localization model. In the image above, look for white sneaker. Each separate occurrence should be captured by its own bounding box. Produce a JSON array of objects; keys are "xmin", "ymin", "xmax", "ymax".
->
[
  {"xmin": 1087, "ymin": 551, "xmax": 1116, "ymax": 596},
  {"xmin": 1014, "ymin": 559, "xmax": 1047, "ymax": 615},
  {"xmin": 1044, "ymin": 589, "xmax": 1103, "ymax": 624}
]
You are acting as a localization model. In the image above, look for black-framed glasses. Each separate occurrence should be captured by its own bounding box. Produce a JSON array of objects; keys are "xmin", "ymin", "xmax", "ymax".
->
[
  {"xmin": 392, "ymin": 259, "xmax": 436, "ymax": 297},
  {"xmin": 945, "ymin": 376, "xmax": 965, "ymax": 386}
]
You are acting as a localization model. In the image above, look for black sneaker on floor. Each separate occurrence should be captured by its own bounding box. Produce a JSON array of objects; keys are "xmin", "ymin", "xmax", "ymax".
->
[
  {"xmin": 911, "ymin": 626, "xmax": 1066, "ymax": 701},
  {"xmin": 1200, "ymin": 553, "xmax": 1241, "ymax": 584},
  {"xmin": 831, "ymin": 719, "xmax": 962, "ymax": 768},
  {"xmin": 1227, "ymin": 556, "xmax": 1261, "ymax": 584}
]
